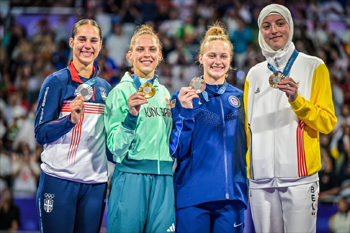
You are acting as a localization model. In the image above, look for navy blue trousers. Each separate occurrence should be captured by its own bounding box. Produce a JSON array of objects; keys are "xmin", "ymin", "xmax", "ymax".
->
[
  {"xmin": 176, "ymin": 200, "xmax": 245, "ymax": 233},
  {"xmin": 36, "ymin": 171, "xmax": 107, "ymax": 233}
]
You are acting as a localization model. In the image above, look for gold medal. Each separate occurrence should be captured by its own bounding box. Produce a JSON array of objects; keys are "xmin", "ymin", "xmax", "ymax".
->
[
  {"xmin": 269, "ymin": 72, "xmax": 285, "ymax": 88},
  {"xmin": 139, "ymin": 83, "xmax": 156, "ymax": 99},
  {"xmin": 189, "ymin": 77, "xmax": 206, "ymax": 94},
  {"xmin": 76, "ymin": 83, "xmax": 93, "ymax": 101}
]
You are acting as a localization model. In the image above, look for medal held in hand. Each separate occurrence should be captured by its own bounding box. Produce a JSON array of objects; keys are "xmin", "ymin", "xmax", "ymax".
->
[
  {"xmin": 267, "ymin": 49, "xmax": 299, "ymax": 89},
  {"xmin": 269, "ymin": 72, "xmax": 285, "ymax": 88},
  {"xmin": 76, "ymin": 83, "xmax": 93, "ymax": 101},
  {"xmin": 139, "ymin": 83, "xmax": 156, "ymax": 99},
  {"xmin": 189, "ymin": 77, "xmax": 206, "ymax": 94}
]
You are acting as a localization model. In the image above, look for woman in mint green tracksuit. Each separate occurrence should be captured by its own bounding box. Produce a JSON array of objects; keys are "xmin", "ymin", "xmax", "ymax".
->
[{"xmin": 104, "ymin": 25, "xmax": 175, "ymax": 233}]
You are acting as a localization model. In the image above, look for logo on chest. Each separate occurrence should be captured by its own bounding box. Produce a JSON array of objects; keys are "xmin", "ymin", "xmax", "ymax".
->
[
  {"xmin": 144, "ymin": 107, "xmax": 172, "ymax": 118},
  {"xmin": 99, "ymin": 87, "xmax": 107, "ymax": 102},
  {"xmin": 228, "ymin": 96, "xmax": 240, "ymax": 108}
]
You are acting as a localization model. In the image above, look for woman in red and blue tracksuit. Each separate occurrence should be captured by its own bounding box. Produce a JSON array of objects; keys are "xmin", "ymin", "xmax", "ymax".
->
[{"xmin": 170, "ymin": 24, "xmax": 248, "ymax": 233}]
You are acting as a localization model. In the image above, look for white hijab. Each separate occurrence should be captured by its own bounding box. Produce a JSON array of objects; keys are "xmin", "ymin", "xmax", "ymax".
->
[{"xmin": 258, "ymin": 4, "xmax": 294, "ymax": 58}]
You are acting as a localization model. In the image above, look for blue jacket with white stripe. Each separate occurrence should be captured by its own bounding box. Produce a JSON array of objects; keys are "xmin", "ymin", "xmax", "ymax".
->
[{"xmin": 170, "ymin": 82, "xmax": 248, "ymax": 210}]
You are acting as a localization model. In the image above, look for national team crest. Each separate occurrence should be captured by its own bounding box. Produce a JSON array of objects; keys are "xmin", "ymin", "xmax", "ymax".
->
[
  {"xmin": 44, "ymin": 193, "xmax": 55, "ymax": 213},
  {"xmin": 99, "ymin": 87, "xmax": 107, "ymax": 101},
  {"xmin": 170, "ymin": 99, "xmax": 176, "ymax": 108},
  {"xmin": 228, "ymin": 96, "xmax": 240, "ymax": 108},
  {"xmin": 165, "ymin": 96, "xmax": 171, "ymax": 106}
]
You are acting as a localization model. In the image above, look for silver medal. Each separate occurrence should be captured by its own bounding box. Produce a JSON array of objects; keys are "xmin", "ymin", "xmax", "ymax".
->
[{"xmin": 76, "ymin": 83, "xmax": 93, "ymax": 101}]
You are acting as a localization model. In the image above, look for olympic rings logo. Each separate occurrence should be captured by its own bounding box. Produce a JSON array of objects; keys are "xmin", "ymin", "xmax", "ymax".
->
[{"xmin": 44, "ymin": 193, "xmax": 55, "ymax": 199}]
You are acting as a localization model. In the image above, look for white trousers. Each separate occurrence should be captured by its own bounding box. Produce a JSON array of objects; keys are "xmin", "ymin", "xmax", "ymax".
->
[{"xmin": 250, "ymin": 182, "xmax": 319, "ymax": 233}]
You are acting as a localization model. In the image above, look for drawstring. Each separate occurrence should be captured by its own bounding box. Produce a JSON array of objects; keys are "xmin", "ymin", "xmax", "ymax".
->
[{"xmin": 92, "ymin": 84, "xmax": 95, "ymax": 101}]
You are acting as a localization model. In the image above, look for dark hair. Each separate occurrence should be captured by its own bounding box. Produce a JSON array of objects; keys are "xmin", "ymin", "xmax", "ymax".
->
[{"xmin": 71, "ymin": 19, "xmax": 102, "ymax": 41}]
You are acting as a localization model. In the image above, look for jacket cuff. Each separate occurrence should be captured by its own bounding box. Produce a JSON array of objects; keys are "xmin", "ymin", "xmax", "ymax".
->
[
  {"xmin": 66, "ymin": 114, "xmax": 77, "ymax": 127},
  {"xmin": 122, "ymin": 112, "xmax": 138, "ymax": 130},
  {"xmin": 180, "ymin": 107, "xmax": 194, "ymax": 119},
  {"xmin": 289, "ymin": 94, "xmax": 304, "ymax": 111}
]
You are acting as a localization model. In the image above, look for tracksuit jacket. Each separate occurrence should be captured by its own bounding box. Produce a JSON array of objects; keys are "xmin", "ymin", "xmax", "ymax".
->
[
  {"xmin": 244, "ymin": 43, "xmax": 337, "ymax": 188},
  {"xmin": 104, "ymin": 72, "xmax": 173, "ymax": 175},
  {"xmin": 34, "ymin": 65, "xmax": 111, "ymax": 183},
  {"xmin": 170, "ymin": 81, "xmax": 248, "ymax": 210}
]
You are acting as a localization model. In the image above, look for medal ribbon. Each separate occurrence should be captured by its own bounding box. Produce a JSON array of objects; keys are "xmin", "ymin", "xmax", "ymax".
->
[
  {"xmin": 132, "ymin": 73, "xmax": 158, "ymax": 90},
  {"xmin": 267, "ymin": 49, "xmax": 299, "ymax": 77},
  {"xmin": 201, "ymin": 75, "xmax": 228, "ymax": 102},
  {"xmin": 69, "ymin": 59, "xmax": 98, "ymax": 85}
]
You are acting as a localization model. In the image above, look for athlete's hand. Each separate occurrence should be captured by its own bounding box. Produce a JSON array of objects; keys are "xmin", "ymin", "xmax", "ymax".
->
[
  {"xmin": 128, "ymin": 92, "xmax": 148, "ymax": 116},
  {"xmin": 277, "ymin": 78, "xmax": 298, "ymax": 102},
  {"xmin": 70, "ymin": 96, "xmax": 85, "ymax": 124},
  {"xmin": 178, "ymin": 87, "xmax": 199, "ymax": 109}
]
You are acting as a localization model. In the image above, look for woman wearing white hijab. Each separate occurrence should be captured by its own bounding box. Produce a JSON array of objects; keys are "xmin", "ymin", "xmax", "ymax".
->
[{"xmin": 244, "ymin": 4, "xmax": 337, "ymax": 233}]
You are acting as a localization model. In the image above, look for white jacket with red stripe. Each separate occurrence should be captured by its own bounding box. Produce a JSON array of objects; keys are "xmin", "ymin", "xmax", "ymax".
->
[
  {"xmin": 34, "ymin": 66, "xmax": 111, "ymax": 183},
  {"xmin": 244, "ymin": 43, "xmax": 337, "ymax": 188}
]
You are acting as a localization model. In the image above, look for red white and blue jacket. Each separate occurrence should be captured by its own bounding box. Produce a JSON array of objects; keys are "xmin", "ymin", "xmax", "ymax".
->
[
  {"xmin": 34, "ymin": 64, "xmax": 111, "ymax": 183},
  {"xmin": 170, "ymin": 81, "xmax": 248, "ymax": 210}
]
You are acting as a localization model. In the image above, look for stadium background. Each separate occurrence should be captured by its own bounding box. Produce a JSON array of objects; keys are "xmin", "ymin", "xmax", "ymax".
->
[{"xmin": 0, "ymin": 0, "xmax": 349, "ymax": 232}]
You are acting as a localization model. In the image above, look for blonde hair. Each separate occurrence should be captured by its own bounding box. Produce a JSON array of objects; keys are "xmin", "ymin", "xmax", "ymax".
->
[
  {"xmin": 126, "ymin": 25, "xmax": 163, "ymax": 68},
  {"xmin": 199, "ymin": 23, "xmax": 234, "ymax": 57},
  {"xmin": 71, "ymin": 19, "xmax": 102, "ymax": 40}
]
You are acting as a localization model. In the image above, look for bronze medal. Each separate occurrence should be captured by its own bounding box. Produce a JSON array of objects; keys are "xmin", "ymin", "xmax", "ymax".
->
[
  {"xmin": 269, "ymin": 72, "xmax": 285, "ymax": 88},
  {"xmin": 189, "ymin": 77, "xmax": 206, "ymax": 94}
]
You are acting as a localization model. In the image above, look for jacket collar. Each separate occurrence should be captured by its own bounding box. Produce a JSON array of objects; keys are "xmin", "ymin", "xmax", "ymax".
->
[
  {"xmin": 265, "ymin": 42, "xmax": 296, "ymax": 72},
  {"xmin": 121, "ymin": 72, "xmax": 159, "ymax": 87},
  {"xmin": 68, "ymin": 59, "xmax": 100, "ymax": 84}
]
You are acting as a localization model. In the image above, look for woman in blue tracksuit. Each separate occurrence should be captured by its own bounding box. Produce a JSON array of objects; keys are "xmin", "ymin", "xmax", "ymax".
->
[{"xmin": 170, "ymin": 24, "xmax": 248, "ymax": 233}]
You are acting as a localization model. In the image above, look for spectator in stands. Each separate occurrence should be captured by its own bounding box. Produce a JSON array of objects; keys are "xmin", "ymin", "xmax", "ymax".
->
[
  {"xmin": 0, "ymin": 188, "xmax": 20, "ymax": 233},
  {"xmin": 105, "ymin": 22, "xmax": 129, "ymax": 67},
  {"xmin": 11, "ymin": 141, "xmax": 40, "ymax": 197},
  {"xmin": 330, "ymin": 72, "xmax": 345, "ymax": 118},
  {"xmin": 319, "ymin": 148, "xmax": 340, "ymax": 202},
  {"xmin": 340, "ymin": 67, "xmax": 350, "ymax": 105},
  {"xmin": 328, "ymin": 197, "xmax": 350, "ymax": 233},
  {"xmin": 0, "ymin": 139, "xmax": 11, "ymax": 193},
  {"xmin": 96, "ymin": 47, "xmax": 120, "ymax": 86},
  {"xmin": 3, "ymin": 89, "xmax": 26, "ymax": 125},
  {"xmin": 330, "ymin": 104, "xmax": 350, "ymax": 157},
  {"xmin": 230, "ymin": 16, "xmax": 253, "ymax": 69},
  {"xmin": 51, "ymin": 40, "xmax": 70, "ymax": 71}
]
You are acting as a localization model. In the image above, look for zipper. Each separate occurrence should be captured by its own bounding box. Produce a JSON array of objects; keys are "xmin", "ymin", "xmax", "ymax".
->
[
  {"xmin": 273, "ymin": 85, "xmax": 277, "ymax": 178},
  {"xmin": 219, "ymin": 97, "xmax": 229, "ymax": 199},
  {"xmin": 158, "ymin": 96, "xmax": 161, "ymax": 175},
  {"xmin": 158, "ymin": 154, "xmax": 160, "ymax": 174},
  {"xmin": 274, "ymin": 58, "xmax": 279, "ymax": 68},
  {"xmin": 248, "ymin": 123, "xmax": 254, "ymax": 180}
]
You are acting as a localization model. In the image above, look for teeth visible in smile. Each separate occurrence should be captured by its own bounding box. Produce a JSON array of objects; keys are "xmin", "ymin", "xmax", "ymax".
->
[{"xmin": 142, "ymin": 61, "xmax": 151, "ymax": 64}]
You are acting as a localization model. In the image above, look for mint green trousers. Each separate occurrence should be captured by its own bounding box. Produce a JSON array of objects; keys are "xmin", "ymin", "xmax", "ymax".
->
[{"xmin": 107, "ymin": 170, "xmax": 175, "ymax": 233}]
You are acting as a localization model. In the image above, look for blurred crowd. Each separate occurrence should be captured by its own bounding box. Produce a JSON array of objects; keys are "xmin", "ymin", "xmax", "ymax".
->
[{"xmin": 0, "ymin": 0, "xmax": 349, "ymax": 231}]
